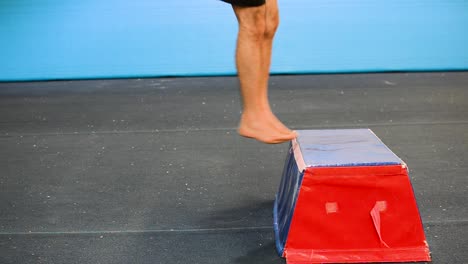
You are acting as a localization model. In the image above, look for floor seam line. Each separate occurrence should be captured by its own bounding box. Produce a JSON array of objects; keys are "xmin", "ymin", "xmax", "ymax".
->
[
  {"xmin": 1, "ymin": 121, "xmax": 467, "ymax": 137},
  {"xmin": 0, "ymin": 226, "xmax": 273, "ymax": 236},
  {"xmin": 0, "ymin": 220, "xmax": 467, "ymax": 236}
]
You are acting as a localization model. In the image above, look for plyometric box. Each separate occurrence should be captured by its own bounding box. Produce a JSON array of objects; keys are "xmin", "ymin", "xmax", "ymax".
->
[{"xmin": 274, "ymin": 129, "xmax": 431, "ymax": 263}]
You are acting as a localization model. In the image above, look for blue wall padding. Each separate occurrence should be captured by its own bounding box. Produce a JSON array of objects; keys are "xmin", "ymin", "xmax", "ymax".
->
[{"xmin": 1, "ymin": 0, "xmax": 467, "ymax": 81}]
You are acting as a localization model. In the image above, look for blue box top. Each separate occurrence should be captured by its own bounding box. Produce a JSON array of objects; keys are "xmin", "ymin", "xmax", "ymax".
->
[{"xmin": 295, "ymin": 129, "xmax": 404, "ymax": 168}]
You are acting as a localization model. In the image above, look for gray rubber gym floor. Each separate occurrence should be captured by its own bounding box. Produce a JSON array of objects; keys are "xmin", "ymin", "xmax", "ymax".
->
[{"xmin": 0, "ymin": 72, "xmax": 467, "ymax": 264}]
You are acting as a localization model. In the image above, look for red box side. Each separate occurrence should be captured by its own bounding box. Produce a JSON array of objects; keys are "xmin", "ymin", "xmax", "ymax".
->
[{"xmin": 284, "ymin": 165, "xmax": 430, "ymax": 263}]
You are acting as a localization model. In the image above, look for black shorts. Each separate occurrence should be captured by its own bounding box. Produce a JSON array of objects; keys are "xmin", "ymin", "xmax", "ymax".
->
[{"xmin": 220, "ymin": 0, "xmax": 266, "ymax": 7}]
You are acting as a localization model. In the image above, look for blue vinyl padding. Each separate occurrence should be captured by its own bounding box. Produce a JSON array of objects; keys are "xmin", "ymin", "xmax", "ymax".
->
[
  {"xmin": 1, "ymin": 0, "xmax": 467, "ymax": 81},
  {"xmin": 296, "ymin": 129, "xmax": 403, "ymax": 167},
  {"xmin": 274, "ymin": 144, "xmax": 304, "ymax": 256}
]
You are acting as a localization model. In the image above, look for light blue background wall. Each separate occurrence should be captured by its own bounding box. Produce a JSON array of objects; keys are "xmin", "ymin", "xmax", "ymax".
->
[{"xmin": 0, "ymin": 0, "xmax": 467, "ymax": 81}]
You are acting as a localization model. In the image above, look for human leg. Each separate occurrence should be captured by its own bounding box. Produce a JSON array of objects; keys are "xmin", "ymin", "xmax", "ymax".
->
[
  {"xmin": 258, "ymin": 0, "xmax": 293, "ymax": 134},
  {"xmin": 232, "ymin": 3, "xmax": 296, "ymax": 144}
]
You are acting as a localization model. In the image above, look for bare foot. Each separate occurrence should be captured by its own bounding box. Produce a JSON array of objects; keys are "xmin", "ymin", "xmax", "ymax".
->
[
  {"xmin": 264, "ymin": 108, "xmax": 294, "ymax": 135},
  {"xmin": 238, "ymin": 112, "xmax": 297, "ymax": 144}
]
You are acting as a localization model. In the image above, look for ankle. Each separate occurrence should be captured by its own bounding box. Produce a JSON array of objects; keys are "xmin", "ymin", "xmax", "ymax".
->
[{"xmin": 242, "ymin": 103, "xmax": 271, "ymax": 115}]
